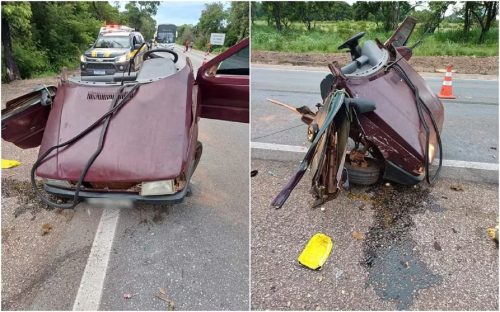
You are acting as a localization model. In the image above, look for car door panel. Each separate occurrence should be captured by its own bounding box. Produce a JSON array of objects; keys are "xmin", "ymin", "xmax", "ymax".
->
[
  {"xmin": 384, "ymin": 16, "xmax": 417, "ymax": 48},
  {"xmin": 1, "ymin": 86, "xmax": 57, "ymax": 149},
  {"xmin": 196, "ymin": 37, "xmax": 249, "ymax": 123}
]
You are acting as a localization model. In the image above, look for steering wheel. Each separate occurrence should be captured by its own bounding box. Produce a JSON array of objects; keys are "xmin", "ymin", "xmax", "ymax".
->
[
  {"xmin": 143, "ymin": 49, "xmax": 178, "ymax": 63},
  {"xmin": 338, "ymin": 32, "xmax": 365, "ymax": 59}
]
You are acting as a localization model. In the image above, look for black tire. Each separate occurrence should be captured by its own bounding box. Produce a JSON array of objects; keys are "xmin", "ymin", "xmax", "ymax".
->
[{"xmin": 345, "ymin": 157, "xmax": 381, "ymax": 186}]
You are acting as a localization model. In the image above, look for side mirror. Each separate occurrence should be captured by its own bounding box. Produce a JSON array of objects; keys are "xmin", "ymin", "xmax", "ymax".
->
[{"xmin": 134, "ymin": 43, "xmax": 142, "ymax": 50}]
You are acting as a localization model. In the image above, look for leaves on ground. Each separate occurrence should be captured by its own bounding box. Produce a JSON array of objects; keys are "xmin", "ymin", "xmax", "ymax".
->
[
  {"xmin": 450, "ymin": 184, "xmax": 464, "ymax": 191},
  {"xmin": 41, "ymin": 223, "xmax": 53, "ymax": 236},
  {"xmin": 352, "ymin": 231, "xmax": 364, "ymax": 240}
]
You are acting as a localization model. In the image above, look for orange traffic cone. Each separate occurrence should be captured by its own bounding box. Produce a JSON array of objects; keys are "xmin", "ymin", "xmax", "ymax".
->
[{"xmin": 438, "ymin": 65, "xmax": 456, "ymax": 99}]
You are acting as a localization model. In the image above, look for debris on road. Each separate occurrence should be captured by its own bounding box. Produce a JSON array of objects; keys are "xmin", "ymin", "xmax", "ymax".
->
[
  {"xmin": 298, "ymin": 233, "xmax": 333, "ymax": 270},
  {"xmin": 333, "ymin": 267, "xmax": 344, "ymax": 279},
  {"xmin": 433, "ymin": 241, "xmax": 442, "ymax": 251},
  {"xmin": 1, "ymin": 159, "xmax": 21, "ymax": 169},
  {"xmin": 251, "ymin": 170, "xmax": 258, "ymax": 177},
  {"xmin": 41, "ymin": 223, "xmax": 53, "ymax": 236},
  {"xmin": 123, "ymin": 293, "xmax": 138, "ymax": 299},
  {"xmin": 347, "ymin": 191, "xmax": 373, "ymax": 203},
  {"xmin": 487, "ymin": 222, "xmax": 498, "ymax": 243},
  {"xmin": 352, "ymin": 231, "xmax": 364, "ymax": 240},
  {"xmin": 450, "ymin": 184, "xmax": 465, "ymax": 191},
  {"xmin": 154, "ymin": 288, "xmax": 175, "ymax": 310}
]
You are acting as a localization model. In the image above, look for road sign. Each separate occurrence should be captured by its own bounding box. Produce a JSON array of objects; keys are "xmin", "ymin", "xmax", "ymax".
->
[{"xmin": 210, "ymin": 33, "xmax": 225, "ymax": 45}]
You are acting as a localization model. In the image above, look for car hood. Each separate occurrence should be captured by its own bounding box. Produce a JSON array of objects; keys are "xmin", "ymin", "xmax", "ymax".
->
[
  {"xmin": 85, "ymin": 48, "xmax": 130, "ymax": 58},
  {"xmin": 36, "ymin": 65, "xmax": 196, "ymax": 183}
]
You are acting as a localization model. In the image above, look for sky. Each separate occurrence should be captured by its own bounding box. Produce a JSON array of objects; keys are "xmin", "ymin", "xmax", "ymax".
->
[
  {"xmin": 114, "ymin": 1, "xmax": 230, "ymax": 26},
  {"xmin": 114, "ymin": 1, "xmax": 467, "ymax": 26}
]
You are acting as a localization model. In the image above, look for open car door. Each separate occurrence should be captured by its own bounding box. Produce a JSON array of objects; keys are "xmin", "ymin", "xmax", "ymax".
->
[
  {"xmin": 1, "ymin": 86, "xmax": 57, "ymax": 149},
  {"xmin": 384, "ymin": 16, "xmax": 417, "ymax": 48},
  {"xmin": 196, "ymin": 37, "xmax": 249, "ymax": 123}
]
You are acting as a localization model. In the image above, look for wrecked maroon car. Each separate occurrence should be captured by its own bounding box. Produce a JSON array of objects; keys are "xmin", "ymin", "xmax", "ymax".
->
[
  {"xmin": 270, "ymin": 17, "xmax": 444, "ymax": 208},
  {"xmin": 2, "ymin": 38, "xmax": 249, "ymax": 209}
]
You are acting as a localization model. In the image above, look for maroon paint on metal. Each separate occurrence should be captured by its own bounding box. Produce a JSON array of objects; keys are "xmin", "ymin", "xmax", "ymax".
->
[
  {"xmin": 1, "ymin": 87, "xmax": 57, "ymax": 149},
  {"xmin": 36, "ymin": 64, "xmax": 197, "ymax": 182},
  {"xmin": 345, "ymin": 52, "xmax": 444, "ymax": 177},
  {"xmin": 196, "ymin": 37, "xmax": 249, "ymax": 123}
]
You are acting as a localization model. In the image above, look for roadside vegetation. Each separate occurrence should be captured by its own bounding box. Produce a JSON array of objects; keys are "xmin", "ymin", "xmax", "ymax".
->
[
  {"xmin": 1, "ymin": 1, "xmax": 159, "ymax": 82},
  {"xmin": 251, "ymin": 1, "xmax": 498, "ymax": 57},
  {"xmin": 175, "ymin": 2, "xmax": 249, "ymax": 53}
]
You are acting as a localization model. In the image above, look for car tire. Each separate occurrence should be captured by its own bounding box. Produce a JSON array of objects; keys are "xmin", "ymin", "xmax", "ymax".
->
[{"xmin": 345, "ymin": 157, "xmax": 381, "ymax": 186}]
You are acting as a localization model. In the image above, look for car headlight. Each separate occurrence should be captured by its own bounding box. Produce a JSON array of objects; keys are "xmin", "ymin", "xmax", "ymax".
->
[
  {"xmin": 80, "ymin": 55, "xmax": 87, "ymax": 62},
  {"xmin": 140, "ymin": 180, "xmax": 176, "ymax": 196},
  {"xmin": 115, "ymin": 54, "xmax": 128, "ymax": 63}
]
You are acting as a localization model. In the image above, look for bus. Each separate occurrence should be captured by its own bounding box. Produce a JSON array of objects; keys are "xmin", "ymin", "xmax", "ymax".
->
[{"xmin": 155, "ymin": 24, "xmax": 176, "ymax": 50}]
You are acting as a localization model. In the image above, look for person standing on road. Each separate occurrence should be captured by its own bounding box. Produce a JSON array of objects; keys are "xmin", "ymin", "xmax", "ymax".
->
[
  {"xmin": 184, "ymin": 40, "xmax": 189, "ymax": 53},
  {"xmin": 206, "ymin": 41, "xmax": 212, "ymax": 56}
]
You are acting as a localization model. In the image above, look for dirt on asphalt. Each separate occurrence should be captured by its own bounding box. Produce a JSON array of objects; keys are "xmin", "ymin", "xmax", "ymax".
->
[
  {"xmin": 251, "ymin": 158, "xmax": 498, "ymax": 310},
  {"xmin": 1, "ymin": 72, "xmax": 77, "ymax": 310},
  {"xmin": 252, "ymin": 51, "xmax": 499, "ymax": 75},
  {"xmin": 1, "ymin": 69, "xmax": 79, "ymax": 108}
]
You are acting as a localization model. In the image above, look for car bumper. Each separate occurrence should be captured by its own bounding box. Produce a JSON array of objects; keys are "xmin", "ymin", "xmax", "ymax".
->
[
  {"xmin": 382, "ymin": 160, "xmax": 425, "ymax": 186},
  {"xmin": 44, "ymin": 183, "xmax": 188, "ymax": 204},
  {"xmin": 156, "ymin": 43, "xmax": 175, "ymax": 50},
  {"xmin": 80, "ymin": 61, "xmax": 130, "ymax": 76}
]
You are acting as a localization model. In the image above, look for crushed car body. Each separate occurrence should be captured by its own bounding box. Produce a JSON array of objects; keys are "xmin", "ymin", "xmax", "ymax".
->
[
  {"xmin": 270, "ymin": 17, "xmax": 444, "ymax": 208},
  {"xmin": 2, "ymin": 38, "xmax": 249, "ymax": 208}
]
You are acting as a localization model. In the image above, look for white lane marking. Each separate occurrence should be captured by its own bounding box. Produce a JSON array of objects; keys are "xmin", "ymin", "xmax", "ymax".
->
[
  {"xmin": 251, "ymin": 67, "xmax": 499, "ymax": 82},
  {"xmin": 73, "ymin": 207, "xmax": 120, "ymax": 311},
  {"xmin": 441, "ymin": 159, "xmax": 498, "ymax": 171},
  {"xmin": 252, "ymin": 141, "xmax": 308, "ymax": 153},
  {"xmin": 251, "ymin": 141, "xmax": 499, "ymax": 171}
]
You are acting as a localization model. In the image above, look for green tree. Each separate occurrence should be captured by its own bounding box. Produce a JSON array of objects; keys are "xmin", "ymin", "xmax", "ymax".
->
[
  {"xmin": 177, "ymin": 24, "xmax": 195, "ymax": 45},
  {"xmin": 469, "ymin": 1, "xmax": 498, "ymax": 43},
  {"xmin": 422, "ymin": 1, "xmax": 455, "ymax": 33},
  {"xmin": 226, "ymin": 1, "xmax": 249, "ymax": 45},
  {"xmin": 195, "ymin": 2, "xmax": 226, "ymax": 48},
  {"xmin": 1, "ymin": 2, "xmax": 31, "ymax": 81},
  {"xmin": 121, "ymin": 1, "xmax": 159, "ymax": 39},
  {"xmin": 90, "ymin": 1, "xmax": 120, "ymax": 23},
  {"xmin": 30, "ymin": 2, "xmax": 102, "ymax": 68},
  {"xmin": 292, "ymin": 2, "xmax": 320, "ymax": 31}
]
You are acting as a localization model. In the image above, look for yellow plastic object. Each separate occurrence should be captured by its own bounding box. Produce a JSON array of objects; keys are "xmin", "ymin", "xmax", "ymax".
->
[
  {"xmin": 487, "ymin": 218, "xmax": 499, "ymax": 242},
  {"xmin": 487, "ymin": 226, "xmax": 498, "ymax": 242},
  {"xmin": 298, "ymin": 233, "xmax": 333, "ymax": 270},
  {"xmin": 1, "ymin": 159, "xmax": 21, "ymax": 169}
]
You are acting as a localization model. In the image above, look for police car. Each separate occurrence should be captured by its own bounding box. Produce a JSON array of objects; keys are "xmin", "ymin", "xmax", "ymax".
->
[{"xmin": 80, "ymin": 25, "xmax": 148, "ymax": 76}]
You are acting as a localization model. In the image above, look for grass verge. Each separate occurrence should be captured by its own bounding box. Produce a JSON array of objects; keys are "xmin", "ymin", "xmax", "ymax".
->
[{"xmin": 251, "ymin": 20, "xmax": 498, "ymax": 57}]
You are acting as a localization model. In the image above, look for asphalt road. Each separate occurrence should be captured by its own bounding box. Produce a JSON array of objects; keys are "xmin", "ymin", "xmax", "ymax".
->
[
  {"xmin": 250, "ymin": 65, "xmax": 499, "ymax": 310},
  {"xmin": 251, "ymin": 66, "xmax": 499, "ymax": 165},
  {"xmin": 2, "ymin": 47, "xmax": 249, "ymax": 310}
]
